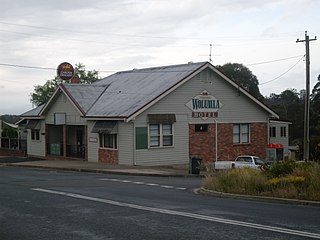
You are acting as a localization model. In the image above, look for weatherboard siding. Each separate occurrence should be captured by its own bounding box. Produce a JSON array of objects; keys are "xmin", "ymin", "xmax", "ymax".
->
[
  {"xmin": 118, "ymin": 122, "xmax": 134, "ymax": 165},
  {"xmin": 87, "ymin": 121, "xmax": 99, "ymax": 162},
  {"xmin": 45, "ymin": 93, "xmax": 86, "ymax": 125},
  {"xmin": 27, "ymin": 121, "xmax": 45, "ymax": 157},
  {"xmin": 269, "ymin": 121, "xmax": 290, "ymax": 158},
  {"xmin": 147, "ymin": 68, "xmax": 268, "ymax": 124},
  {"xmin": 133, "ymin": 113, "xmax": 189, "ymax": 166}
]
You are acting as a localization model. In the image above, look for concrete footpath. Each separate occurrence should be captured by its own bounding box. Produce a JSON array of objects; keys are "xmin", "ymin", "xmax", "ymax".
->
[{"xmin": 0, "ymin": 156, "xmax": 199, "ymax": 177}]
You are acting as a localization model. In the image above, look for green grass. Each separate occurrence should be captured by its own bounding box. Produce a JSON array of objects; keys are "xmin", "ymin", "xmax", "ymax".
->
[{"xmin": 202, "ymin": 161, "xmax": 320, "ymax": 201}]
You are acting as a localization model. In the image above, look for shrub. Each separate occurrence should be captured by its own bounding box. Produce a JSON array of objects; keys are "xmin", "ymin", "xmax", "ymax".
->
[
  {"xmin": 265, "ymin": 160, "xmax": 297, "ymax": 178},
  {"xmin": 266, "ymin": 176, "xmax": 305, "ymax": 188}
]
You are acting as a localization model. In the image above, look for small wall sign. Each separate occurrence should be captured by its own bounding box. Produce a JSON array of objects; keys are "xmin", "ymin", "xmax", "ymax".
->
[{"xmin": 89, "ymin": 137, "xmax": 98, "ymax": 143}]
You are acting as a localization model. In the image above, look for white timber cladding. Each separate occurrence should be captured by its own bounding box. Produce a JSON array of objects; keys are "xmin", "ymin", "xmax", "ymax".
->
[
  {"xmin": 27, "ymin": 120, "xmax": 45, "ymax": 157},
  {"xmin": 118, "ymin": 121, "xmax": 134, "ymax": 165},
  {"xmin": 87, "ymin": 121, "xmax": 99, "ymax": 162},
  {"xmin": 134, "ymin": 113, "xmax": 189, "ymax": 166},
  {"xmin": 269, "ymin": 121, "xmax": 290, "ymax": 156},
  {"xmin": 147, "ymin": 68, "xmax": 269, "ymax": 124},
  {"xmin": 45, "ymin": 93, "xmax": 86, "ymax": 125}
]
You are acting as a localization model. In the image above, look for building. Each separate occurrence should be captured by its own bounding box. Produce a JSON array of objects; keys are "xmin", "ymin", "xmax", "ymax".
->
[{"xmin": 19, "ymin": 61, "xmax": 287, "ymax": 166}]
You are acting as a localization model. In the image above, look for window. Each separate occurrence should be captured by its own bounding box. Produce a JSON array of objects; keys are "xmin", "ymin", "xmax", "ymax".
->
[
  {"xmin": 270, "ymin": 127, "xmax": 276, "ymax": 138},
  {"xmin": 100, "ymin": 134, "xmax": 117, "ymax": 149},
  {"xmin": 195, "ymin": 124, "xmax": 208, "ymax": 132},
  {"xmin": 149, "ymin": 124, "xmax": 173, "ymax": 147},
  {"xmin": 233, "ymin": 124, "xmax": 249, "ymax": 144},
  {"xmin": 31, "ymin": 129, "xmax": 40, "ymax": 141},
  {"xmin": 280, "ymin": 126, "xmax": 286, "ymax": 137}
]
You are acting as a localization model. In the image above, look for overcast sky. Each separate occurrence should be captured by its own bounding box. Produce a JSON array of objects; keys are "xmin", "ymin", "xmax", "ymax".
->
[{"xmin": 0, "ymin": 0, "xmax": 319, "ymax": 115}]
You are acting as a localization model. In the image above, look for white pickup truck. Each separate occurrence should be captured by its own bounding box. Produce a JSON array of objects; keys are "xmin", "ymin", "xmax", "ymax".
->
[{"xmin": 214, "ymin": 156, "xmax": 266, "ymax": 170}]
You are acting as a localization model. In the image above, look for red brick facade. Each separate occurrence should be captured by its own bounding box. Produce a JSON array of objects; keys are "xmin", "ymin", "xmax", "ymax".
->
[
  {"xmin": 98, "ymin": 148, "xmax": 119, "ymax": 164},
  {"xmin": 189, "ymin": 122, "xmax": 267, "ymax": 164}
]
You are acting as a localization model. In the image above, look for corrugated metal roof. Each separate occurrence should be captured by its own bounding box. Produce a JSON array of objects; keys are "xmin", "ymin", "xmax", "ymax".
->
[
  {"xmin": 86, "ymin": 62, "xmax": 206, "ymax": 117},
  {"xmin": 20, "ymin": 61, "xmax": 278, "ymax": 120},
  {"xmin": 62, "ymin": 84, "xmax": 109, "ymax": 113},
  {"xmin": 21, "ymin": 104, "xmax": 45, "ymax": 117}
]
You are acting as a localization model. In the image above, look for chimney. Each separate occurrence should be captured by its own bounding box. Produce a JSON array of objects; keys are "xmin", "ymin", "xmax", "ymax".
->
[{"xmin": 70, "ymin": 74, "xmax": 81, "ymax": 84}]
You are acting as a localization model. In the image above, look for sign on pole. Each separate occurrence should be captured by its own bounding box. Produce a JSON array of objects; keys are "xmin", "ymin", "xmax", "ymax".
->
[{"xmin": 57, "ymin": 62, "xmax": 75, "ymax": 81}]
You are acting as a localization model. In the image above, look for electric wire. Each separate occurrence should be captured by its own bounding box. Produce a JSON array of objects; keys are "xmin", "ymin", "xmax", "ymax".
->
[
  {"xmin": 246, "ymin": 55, "xmax": 304, "ymax": 66},
  {"xmin": 259, "ymin": 55, "xmax": 305, "ymax": 85}
]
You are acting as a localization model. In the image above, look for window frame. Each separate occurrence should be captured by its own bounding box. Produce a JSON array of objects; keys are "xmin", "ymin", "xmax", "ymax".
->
[
  {"xmin": 31, "ymin": 129, "xmax": 40, "ymax": 141},
  {"xmin": 270, "ymin": 126, "xmax": 276, "ymax": 138},
  {"xmin": 99, "ymin": 133, "xmax": 118, "ymax": 149},
  {"xmin": 148, "ymin": 123, "xmax": 174, "ymax": 148},
  {"xmin": 280, "ymin": 126, "xmax": 286, "ymax": 137},
  {"xmin": 233, "ymin": 123, "xmax": 250, "ymax": 144}
]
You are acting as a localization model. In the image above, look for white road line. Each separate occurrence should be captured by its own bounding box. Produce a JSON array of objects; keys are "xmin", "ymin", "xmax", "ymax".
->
[
  {"xmin": 146, "ymin": 183, "xmax": 159, "ymax": 186},
  {"xmin": 120, "ymin": 180, "xmax": 131, "ymax": 183},
  {"xmin": 100, "ymin": 178, "xmax": 186, "ymax": 191},
  {"xmin": 31, "ymin": 188, "xmax": 320, "ymax": 239},
  {"xmin": 176, "ymin": 187, "xmax": 187, "ymax": 191},
  {"xmin": 132, "ymin": 181, "xmax": 145, "ymax": 185},
  {"xmin": 160, "ymin": 185, "xmax": 174, "ymax": 189}
]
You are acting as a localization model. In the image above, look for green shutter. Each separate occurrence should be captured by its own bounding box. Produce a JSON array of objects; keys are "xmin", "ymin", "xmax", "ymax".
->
[{"xmin": 136, "ymin": 127, "xmax": 148, "ymax": 149}]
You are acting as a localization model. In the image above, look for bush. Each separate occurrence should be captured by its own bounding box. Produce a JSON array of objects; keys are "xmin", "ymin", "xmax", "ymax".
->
[
  {"xmin": 265, "ymin": 160, "xmax": 297, "ymax": 178},
  {"xmin": 266, "ymin": 176, "xmax": 305, "ymax": 188}
]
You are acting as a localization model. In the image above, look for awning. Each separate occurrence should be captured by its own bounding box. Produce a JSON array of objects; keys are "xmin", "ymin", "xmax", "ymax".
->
[
  {"xmin": 24, "ymin": 120, "xmax": 40, "ymax": 129},
  {"xmin": 148, "ymin": 114, "xmax": 176, "ymax": 124},
  {"xmin": 91, "ymin": 121, "xmax": 117, "ymax": 134},
  {"xmin": 267, "ymin": 143, "xmax": 284, "ymax": 148}
]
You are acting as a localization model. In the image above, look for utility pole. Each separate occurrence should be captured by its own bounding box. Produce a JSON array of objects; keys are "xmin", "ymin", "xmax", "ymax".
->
[{"xmin": 296, "ymin": 31, "xmax": 317, "ymax": 161}]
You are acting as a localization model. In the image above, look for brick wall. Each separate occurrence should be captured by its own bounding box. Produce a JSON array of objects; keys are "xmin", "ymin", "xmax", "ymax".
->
[
  {"xmin": 189, "ymin": 122, "xmax": 267, "ymax": 165},
  {"xmin": 0, "ymin": 148, "xmax": 25, "ymax": 157},
  {"xmin": 98, "ymin": 148, "xmax": 119, "ymax": 164}
]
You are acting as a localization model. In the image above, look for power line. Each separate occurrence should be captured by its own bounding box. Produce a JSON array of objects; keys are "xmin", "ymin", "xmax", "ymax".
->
[
  {"xmin": 259, "ymin": 55, "xmax": 305, "ymax": 85},
  {"xmin": 246, "ymin": 55, "xmax": 304, "ymax": 66},
  {"xmin": 0, "ymin": 63, "xmax": 55, "ymax": 70}
]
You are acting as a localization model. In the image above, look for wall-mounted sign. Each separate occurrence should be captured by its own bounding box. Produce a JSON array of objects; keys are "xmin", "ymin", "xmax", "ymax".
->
[
  {"xmin": 57, "ymin": 62, "xmax": 75, "ymax": 81},
  {"xmin": 185, "ymin": 90, "xmax": 223, "ymax": 120},
  {"xmin": 89, "ymin": 137, "xmax": 98, "ymax": 143}
]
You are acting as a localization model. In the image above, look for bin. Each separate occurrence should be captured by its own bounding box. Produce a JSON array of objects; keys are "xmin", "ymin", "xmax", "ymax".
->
[{"xmin": 190, "ymin": 157, "xmax": 202, "ymax": 174}]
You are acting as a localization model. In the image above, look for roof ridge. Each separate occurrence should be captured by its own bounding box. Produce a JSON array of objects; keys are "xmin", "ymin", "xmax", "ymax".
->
[
  {"xmin": 115, "ymin": 61, "xmax": 207, "ymax": 74},
  {"xmin": 85, "ymin": 84, "xmax": 111, "ymax": 115}
]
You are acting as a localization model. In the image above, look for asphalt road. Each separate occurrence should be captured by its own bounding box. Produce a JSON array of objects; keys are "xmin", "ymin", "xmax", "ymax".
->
[{"xmin": 0, "ymin": 166, "xmax": 319, "ymax": 240}]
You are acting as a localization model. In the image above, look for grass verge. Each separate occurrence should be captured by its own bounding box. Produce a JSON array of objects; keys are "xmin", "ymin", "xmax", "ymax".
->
[{"xmin": 203, "ymin": 161, "xmax": 320, "ymax": 201}]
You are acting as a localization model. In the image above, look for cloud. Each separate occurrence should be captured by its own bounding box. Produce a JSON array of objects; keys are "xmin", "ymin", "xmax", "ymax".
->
[{"xmin": 0, "ymin": 0, "xmax": 319, "ymax": 114}]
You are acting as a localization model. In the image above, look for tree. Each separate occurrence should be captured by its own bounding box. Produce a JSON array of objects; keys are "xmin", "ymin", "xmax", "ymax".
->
[
  {"xmin": 311, "ymin": 75, "xmax": 320, "ymax": 132},
  {"xmin": 310, "ymin": 74, "xmax": 320, "ymax": 160},
  {"xmin": 30, "ymin": 63, "xmax": 100, "ymax": 106},
  {"xmin": 216, "ymin": 63, "xmax": 264, "ymax": 101}
]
